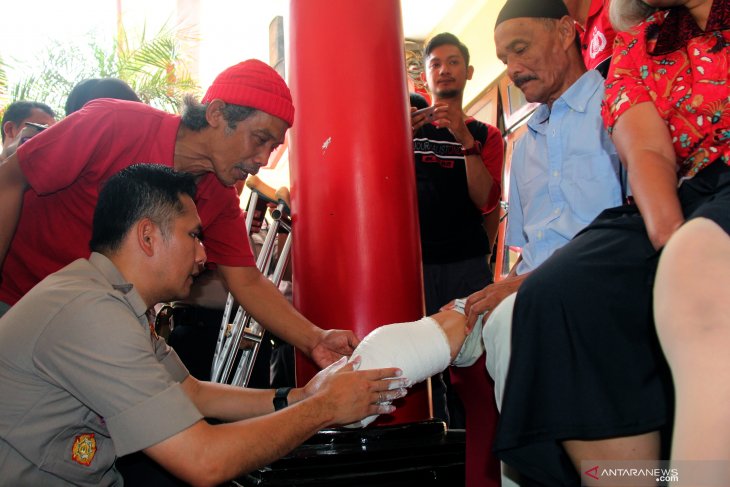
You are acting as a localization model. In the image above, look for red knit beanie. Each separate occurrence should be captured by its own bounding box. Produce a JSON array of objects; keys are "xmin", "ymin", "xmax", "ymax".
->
[{"xmin": 201, "ymin": 59, "xmax": 294, "ymax": 127}]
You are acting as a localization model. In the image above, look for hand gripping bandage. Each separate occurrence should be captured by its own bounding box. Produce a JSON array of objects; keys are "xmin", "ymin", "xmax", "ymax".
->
[{"xmin": 346, "ymin": 316, "xmax": 451, "ymax": 427}]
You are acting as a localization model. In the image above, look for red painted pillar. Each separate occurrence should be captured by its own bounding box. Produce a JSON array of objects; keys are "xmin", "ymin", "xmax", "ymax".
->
[{"xmin": 288, "ymin": 0, "xmax": 429, "ymax": 424}]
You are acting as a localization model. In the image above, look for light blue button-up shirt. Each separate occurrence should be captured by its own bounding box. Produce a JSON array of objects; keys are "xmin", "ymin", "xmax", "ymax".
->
[{"xmin": 506, "ymin": 70, "xmax": 623, "ymax": 275}]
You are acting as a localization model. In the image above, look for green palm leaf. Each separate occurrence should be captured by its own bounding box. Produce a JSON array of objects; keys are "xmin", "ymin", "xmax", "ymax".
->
[{"xmin": 3, "ymin": 21, "xmax": 200, "ymax": 115}]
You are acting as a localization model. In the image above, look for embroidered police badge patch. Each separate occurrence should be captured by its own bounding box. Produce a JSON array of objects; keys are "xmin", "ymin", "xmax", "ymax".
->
[{"xmin": 71, "ymin": 433, "xmax": 97, "ymax": 466}]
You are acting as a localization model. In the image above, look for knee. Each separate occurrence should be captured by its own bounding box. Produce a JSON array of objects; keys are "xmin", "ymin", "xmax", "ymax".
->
[
  {"xmin": 515, "ymin": 263, "xmax": 569, "ymax": 311},
  {"xmin": 655, "ymin": 218, "xmax": 730, "ymax": 349}
]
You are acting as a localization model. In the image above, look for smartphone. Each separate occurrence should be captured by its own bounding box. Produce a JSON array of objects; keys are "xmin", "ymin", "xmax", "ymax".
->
[{"xmin": 412, "ymin": 105, "xmax": 438, "ymax": 119}]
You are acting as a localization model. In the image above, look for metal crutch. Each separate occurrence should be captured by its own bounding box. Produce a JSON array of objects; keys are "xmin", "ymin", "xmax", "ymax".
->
[
  {"xmin": 229, "ymin": 188, "xmax": 292, "ymax": 387},
  {"xmin": 211, "ymin": 182, "xmax": 293, "ymax": 385},
  {"xmin": 213, "ymin": 188, "xmax": 292, "ymax": 386},
  {"xmin": 211, "ymin": 176, "xmax": 278, "ymax": 382}
]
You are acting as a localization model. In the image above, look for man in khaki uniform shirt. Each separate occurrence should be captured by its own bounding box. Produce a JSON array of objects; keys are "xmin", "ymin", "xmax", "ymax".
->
[{"xmin": 0, "ymin": 164, "xmax": 407, "ymax": 486}]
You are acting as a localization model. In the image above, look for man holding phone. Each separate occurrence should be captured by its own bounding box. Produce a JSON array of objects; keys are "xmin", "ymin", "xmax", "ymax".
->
[
  {"xmin": 0, "ymin": 101, "xmax": 56, "ymax": 162},
  {"xmin": 410, "ymin": 32, "xmax": 504, "ymax": 425}
]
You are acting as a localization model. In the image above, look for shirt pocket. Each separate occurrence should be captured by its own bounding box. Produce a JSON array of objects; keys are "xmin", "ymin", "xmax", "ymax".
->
[
  {"xmin": 38, "ymin": 409, "xmax": 116, "ymax": 485},
  {"xmin": 566, "ymin": 155, "xmax": 622, "ymax": 224}
]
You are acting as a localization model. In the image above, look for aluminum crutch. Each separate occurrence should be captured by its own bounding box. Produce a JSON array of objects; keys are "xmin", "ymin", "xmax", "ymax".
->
[
  {"xmin": 229, "ymin": 188, "xmax": 292, "ymax": 386},
  {"xmin": 211, "ymin": 176, "xmax": 279, "ymax": 382},
  {"xmin": 214, "ymin": 189, "xmax": 291, "ymax": 385},
  {"xmin": 213, "ymin": 212, "xmax": 282, "ymax": 384}
]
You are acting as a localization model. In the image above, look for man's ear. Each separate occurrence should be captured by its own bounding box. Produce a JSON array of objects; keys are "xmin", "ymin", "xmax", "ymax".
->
[
  {"xmin": 2, "ymin": 121, "xmax": 18, "ymax": 143},
  {"xmin": 558, "ymin": 15, "xmax": 578, "ymax": 51},
  {"xmin": 137, "ymin": 218, "xmax": 158, "ymax": 257},
  {"xmin": 205, "ymin": 99, "xmax": 227, "ymax": 128},
  {"xmin": 466, "ymin": 65, "xmax": 474, "ymax": 81}
]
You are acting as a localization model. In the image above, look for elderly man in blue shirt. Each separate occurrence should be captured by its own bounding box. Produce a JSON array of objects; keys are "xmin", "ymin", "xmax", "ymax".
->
[{"xmin": 461, "ymin": 0, "xmax": 623, "ymax": 408}]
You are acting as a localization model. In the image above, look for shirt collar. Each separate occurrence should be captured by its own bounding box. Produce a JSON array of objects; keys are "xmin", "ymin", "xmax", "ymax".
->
[
  {"xmin": 587, "ymin": 0, "xmax": 603, "ymax": 19},
  {"xmin": 652, "ymin": 1, "xmax": 730, "ymax": 56},
  {"xmin": 528, "ymin": 70, "xmax": 603, "ymax": 130},
  {"xmin": 88, "ymin": 252, "xmax": 149, "ymax": 321},
  {"xmin": 574, "ymin": 0, "xmax": 604, "ymax": 34}
]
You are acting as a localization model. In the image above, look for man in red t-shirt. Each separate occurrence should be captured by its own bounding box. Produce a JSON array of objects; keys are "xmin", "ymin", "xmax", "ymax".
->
[
  {"xmin": 564, "ymin": 0, "xmax": 616, "ymax": 76},
  {"xmin": 0, "ymin": 59, "xmax": 357, "ymax": 368}
]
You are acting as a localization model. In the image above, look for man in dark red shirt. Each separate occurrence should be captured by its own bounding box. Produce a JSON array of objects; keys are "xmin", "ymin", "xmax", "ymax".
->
[{"xmin": 0, "ymin": 60, "xmax": 357, "ymax": 369}]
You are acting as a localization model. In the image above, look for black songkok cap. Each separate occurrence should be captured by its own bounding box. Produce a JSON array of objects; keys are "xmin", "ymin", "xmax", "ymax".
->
[{"xmin": 495, "ymin": 0, "xmax": 570, "ymax": 28}]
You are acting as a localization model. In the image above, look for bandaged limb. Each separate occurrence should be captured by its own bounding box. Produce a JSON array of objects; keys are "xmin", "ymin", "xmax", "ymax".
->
[
  {"xmin": 347, "ymin": 307, "xmax": 476, "ymax": 427},
  {"xmin": 449, "ymin": 298, "xmax": 486, "ymax": 367},
  {"xmin": 446, "ymin": 293, "xmax": 516, "ymax": 410}
]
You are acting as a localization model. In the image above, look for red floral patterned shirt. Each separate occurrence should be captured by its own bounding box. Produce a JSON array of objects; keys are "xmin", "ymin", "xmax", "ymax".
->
[{"xmin": 602, "ymin": 0, "xmax": 730, "ymax": 181}]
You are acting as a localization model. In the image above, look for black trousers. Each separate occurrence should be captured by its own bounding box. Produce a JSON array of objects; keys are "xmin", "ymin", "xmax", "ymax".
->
[{"xmin": 497, "ymin": 162, "xmax": 730, "ymax": 486}]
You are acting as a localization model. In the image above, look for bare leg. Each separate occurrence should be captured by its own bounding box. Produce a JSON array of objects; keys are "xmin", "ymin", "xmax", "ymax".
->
[
  {"xmin": 430, "ymin": 309, "xmax": 473, "ymax": 360},
  {"xmin": 654, "ymin": 218, "xmax": 730, "ymax": 464}
]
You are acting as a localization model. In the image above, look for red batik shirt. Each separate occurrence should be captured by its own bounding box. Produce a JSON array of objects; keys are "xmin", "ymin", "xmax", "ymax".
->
[{"xmin": 602, "ymin": 0, "xmax": 730, "ymax": 181}]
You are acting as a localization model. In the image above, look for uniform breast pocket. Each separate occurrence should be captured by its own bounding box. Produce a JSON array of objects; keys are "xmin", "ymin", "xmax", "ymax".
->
[{"xmin": 38, "ymin": 410, "xmax": 116, "ymax": 485}]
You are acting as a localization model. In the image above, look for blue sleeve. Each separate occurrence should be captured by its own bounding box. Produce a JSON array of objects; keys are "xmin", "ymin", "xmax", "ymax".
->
[{"xmin": 505, "ymin": 141, "xmax": 526, "ymax": 249}]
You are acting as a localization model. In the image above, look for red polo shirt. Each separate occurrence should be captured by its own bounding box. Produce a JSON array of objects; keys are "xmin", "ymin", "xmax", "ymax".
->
[{"xmin": 1, "ymin": 99, "xmax": 254, "ymax": 305}]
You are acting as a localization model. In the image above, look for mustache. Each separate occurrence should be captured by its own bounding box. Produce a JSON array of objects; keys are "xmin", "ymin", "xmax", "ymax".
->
[{"xmin": 513, "ymin": 75, "xmax": 538, "ymax": 88}]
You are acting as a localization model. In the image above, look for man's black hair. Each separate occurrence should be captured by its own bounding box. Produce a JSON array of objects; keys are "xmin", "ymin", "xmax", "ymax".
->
[
  {"xmin": 180, "ymin": 95, "xmax": 257, "ymax": 132},
  {"xmin": 424, "ymin": 32, "xmax": 470, "ymax": 66},
  {"xmin": 65, "ymin": 78, "xmax": 141, "ymax": 116},
  {"xmin": 1, "ymin": 101, "xmax": 55, "ymax": 143},
  {"xmin": 90, "ymin": 164, "xmax": 197, "ymax": 254},
  {"xmin": 410, "ymin": 92, "xmax": 429, "ymax": 110}
]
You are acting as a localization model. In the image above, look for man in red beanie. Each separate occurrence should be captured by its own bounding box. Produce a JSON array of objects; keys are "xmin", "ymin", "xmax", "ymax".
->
[{"xmin": 0, "ymin": 59, "xmax": 357, "ymax": 369}]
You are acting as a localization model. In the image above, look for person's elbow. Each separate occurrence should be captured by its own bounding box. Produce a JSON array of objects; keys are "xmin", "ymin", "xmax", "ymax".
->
[
  {"xmin": 183, "ymin": 461, "xmax": 233, "ymax": 487},
  {"xmin": 178, "ymin": 446, "xmax": 247, "ymax": 487},
  {"xmin": 144, "ymin": 421, "xmax": 243, "ymax": 486},
  {"xmin": 157, "ymin": 451, "xmax": 237, "ymax": 487},
  {"xmin": 472, "ymin": 191, "xmax": 491, "ymax": 213},
  {"xmin": 476, "ymin": 178, "xmax": 498, "ymax": 212}
]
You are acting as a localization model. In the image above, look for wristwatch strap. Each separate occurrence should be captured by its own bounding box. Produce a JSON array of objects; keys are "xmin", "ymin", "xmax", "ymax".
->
[
  {"xmin": 462, "ymin": 139, "xmax": 482, "ymax": 156},
  {"xmin": 273, "ymin": 387, "xmax": 292, "ymax": 411}
]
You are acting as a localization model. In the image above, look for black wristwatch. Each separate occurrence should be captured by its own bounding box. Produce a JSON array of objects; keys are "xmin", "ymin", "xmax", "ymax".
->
[{"xmin": 273, "ymin": 387, "xmax": 292, "ymax": 411}]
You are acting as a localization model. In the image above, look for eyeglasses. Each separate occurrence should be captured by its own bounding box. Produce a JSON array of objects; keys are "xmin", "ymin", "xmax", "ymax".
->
[{"xmin": 24, "ymin": 122, "xmax": 49, "ymax": 131}]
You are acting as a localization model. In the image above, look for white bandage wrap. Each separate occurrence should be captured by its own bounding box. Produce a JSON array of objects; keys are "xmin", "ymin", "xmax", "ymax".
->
[
  {"xmin": 346, "ymin": 316, "xmax": 451, "ymax": 428},
  {"xmin": 451, "ymin": 298, "xmax": 486, "ymax": 368}
]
